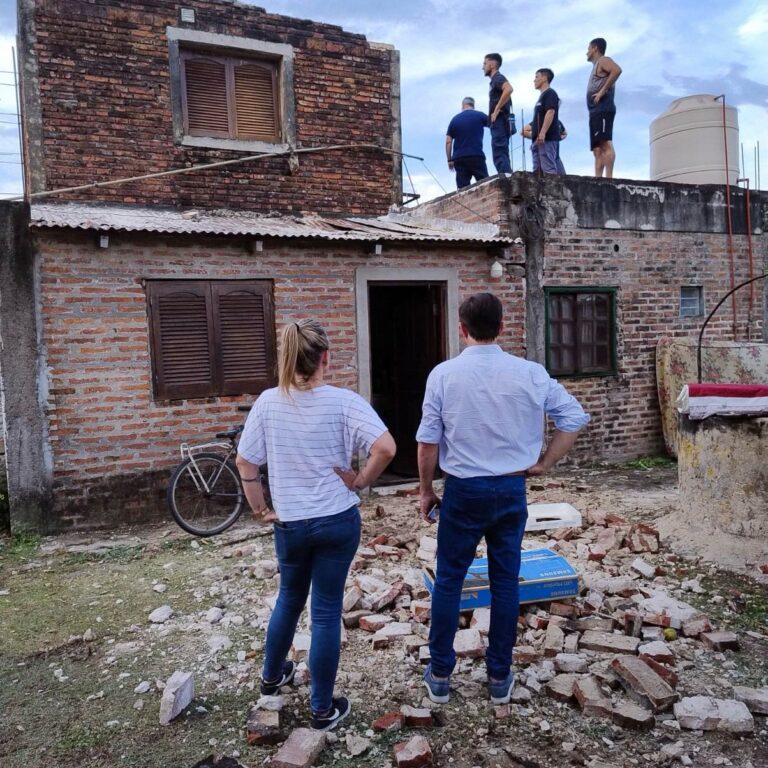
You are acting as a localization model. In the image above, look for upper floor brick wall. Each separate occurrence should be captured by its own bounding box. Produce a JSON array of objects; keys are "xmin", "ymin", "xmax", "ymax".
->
[{"xmin": 19, "ymin": 0, "xmax": 400, "ymax": 214}]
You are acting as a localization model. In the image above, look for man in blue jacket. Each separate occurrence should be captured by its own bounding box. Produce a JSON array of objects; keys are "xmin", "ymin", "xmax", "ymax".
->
[{"xmin": 446, "ymin": 97, "xmax": 489, "ymax": 189}]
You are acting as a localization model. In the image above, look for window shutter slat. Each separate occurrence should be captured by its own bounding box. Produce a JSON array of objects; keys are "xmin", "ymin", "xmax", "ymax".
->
[
  {"xmin": 149, "ymin": 283, "xmax": 215, "ymax": 399},
  {"xmin": 183, "ymin": 56, "xmax": 231, "ymax": 138},
  {"xmin": 212, "ymin": 283, "xmax": 276, "ymax": 396},
  {"xmin": 234, "ymin": 63, "xmax": 279, "ymax": 141}
]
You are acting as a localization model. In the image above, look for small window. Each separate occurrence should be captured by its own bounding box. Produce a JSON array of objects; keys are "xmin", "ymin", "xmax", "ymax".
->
[
  {"xmin": 546, "ymin": 288, "xmax": 617, "ymax": 376},
  {"xmin": 181, "ymin": 51, "xmax": 280, "ymax": 143},
  {"xmin": 147, "ymin": 280, "xmax": 276, "ymax": 400},
  {"xmin": 680, "ymin": 286, "xmax": 704, "ymax": 317}
]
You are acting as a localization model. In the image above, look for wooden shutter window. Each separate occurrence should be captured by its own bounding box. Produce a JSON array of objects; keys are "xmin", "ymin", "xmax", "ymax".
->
[
  {"xmin": 148, "ymin": 280, "xmax": 276, "ymax": 400},
  {"xmin": 182, "ymin": 55, "xmax": 231, "ymax": 138},
  {"xmin": 213, "ymin": 283, "xmax": 277, "ymax": 396},
  {"xmin": 149, "ymin": 283, "xmax": 215, "ymax": 400},
  {"xmin": 234, "ymin": 62, "xmax": 279, "ymax": 141}
]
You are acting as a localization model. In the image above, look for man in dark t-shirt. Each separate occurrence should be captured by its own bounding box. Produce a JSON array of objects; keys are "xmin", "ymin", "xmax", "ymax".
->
[
  {"xmin": 530, "ymin": 68, "xmax": 560, "ymax": 174},
  {"xmin": 445, "ymin": 97, "xmax": 489, "ymax": 189},
  {"xmin": 482, "ymin": 53, "xmax": 512, "ymax": 174}
]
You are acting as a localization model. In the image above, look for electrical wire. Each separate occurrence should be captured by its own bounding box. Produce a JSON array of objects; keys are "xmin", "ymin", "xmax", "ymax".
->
[
  {"xmin": 419, "ymin": 159, "xmax": 498, "ymax": 226},
  {"xmin": 6, "ymin": 142, "xmax": 424, "ymax": 202}
]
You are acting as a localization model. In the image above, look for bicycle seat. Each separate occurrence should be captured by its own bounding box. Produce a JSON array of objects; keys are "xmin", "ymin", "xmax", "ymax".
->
[{"xmin": 216, "ymin": 425, "xmax": 244, "ymax": 439}]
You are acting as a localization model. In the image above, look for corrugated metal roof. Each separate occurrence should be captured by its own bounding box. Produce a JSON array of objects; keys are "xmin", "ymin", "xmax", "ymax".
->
[{"xmin": 29, "ymin": 203, "xmax": 510, "ymax": 244}]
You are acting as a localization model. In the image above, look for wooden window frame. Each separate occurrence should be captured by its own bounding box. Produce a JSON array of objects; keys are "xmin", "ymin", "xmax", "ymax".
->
[
  {"xmin": 544, "ymin": 287, "xmax": 617, "ymax": 378},
  {"xmin": 147, "ymin": 279, "xmax": 276, "ymax": 401},
  {"xmin": 179, "ymin": 50, "xmax": 281, "ymax": 143}
]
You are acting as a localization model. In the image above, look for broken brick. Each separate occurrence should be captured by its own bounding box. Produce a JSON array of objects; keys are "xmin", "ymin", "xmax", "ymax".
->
[
  {"xmin": 639, "ymin": 655, "xmax": 679, "ymax": 688},
  {"xmin": 637, "ymin": 640, "xmax": 675, "ymax": 665},
  {"xmin": 342, "ymin": 609, "xmax": 369, "ymax": 629},
  {"xmin": 453, "ymin": 628, "xmax": 485, "ymax": 658},
  {"xmin": 545, "ymin": 673, "xmax": 578, "ymax": 703},
  {"xmin": 358, "ymin": 615, "xmax": 394, "ymax": 633},
  {"xmin": 366, "ymin": 534, "xmax": 388, "ymax": 547},
  {"xmin": 393, "ymin": 734, "xmax": 433, "ymax": 768},
  {"xmin": 611, "ymin": 656, "xmax": 679, "ymax": 712},
  {"xmin": 543, "ymin": 622, "xmax": 565, "ymax": 657},
  {"xmin": 400, "ymin": 705, "xmax": 433, "ymax": 727},
  {"xmin": 470, "ymin": 607, "xmax": 491, "ymax": 635},
  {"xmin": 513, "ymin": 646, "xmax": 542, "ymax": 666},
  {"xmin": 410, "ymin": 600, "xmax": 432, "ymax": 622},
  {"xmin": 373, "ymin": 710, "xmax": 405, "ymax": 732},
  {"xmin": 271, "ymin": 728, "xmax": 326, "ymax": 768},
  {"xmin": 733, "ymin": 686, "xmax": 768, "ymax": 715},
  {"xmin": 342, "ymin": 586, "xmax": 363, "ymax": 613},
  {"xmin": 611, "ymin": 701, "xmax": 655, "ymax": 731},
  {"xmin": 701, "ymin": 631, "xmax": 740, "ymax": 652},
  {"xmin": 681, "ymin": 615, "xmax": 712, "ymax": 638},
  {"xmin": 674, "ymin": 696, "xmax": 754, "ymax": 734},
  {"xmin": 554, "ymin": 653, "xmax": 589, "ymax": 674},
  {"xmin": 246, "ymin": 708, "xmax": 282, "ymax": 746},
  {"xmin": 579, "ymin": 630, "xmax": 640, "ymax": 655},
  {"xmin": 574, "ymin": 676, "xmax": 613, "ymax": 718}
]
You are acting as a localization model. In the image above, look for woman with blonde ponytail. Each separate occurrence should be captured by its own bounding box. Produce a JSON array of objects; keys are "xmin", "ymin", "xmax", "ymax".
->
[{"xmin": 237, "ymin": 319, "xmax": 396, "ymax": 731}]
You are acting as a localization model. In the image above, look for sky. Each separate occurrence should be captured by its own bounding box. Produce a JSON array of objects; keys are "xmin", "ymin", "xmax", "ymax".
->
[{"xmin": 0, "ymin": 0, "xmax": 766, "ymax": 202}]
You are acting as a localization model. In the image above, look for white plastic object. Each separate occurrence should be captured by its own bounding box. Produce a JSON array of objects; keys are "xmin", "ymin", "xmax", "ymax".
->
[{"xmin": 525, "ymin": 502, "xmax": 582, "ymax": 532}]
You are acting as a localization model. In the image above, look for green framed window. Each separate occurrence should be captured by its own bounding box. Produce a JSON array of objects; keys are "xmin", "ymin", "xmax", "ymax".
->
[{"xmin": 545, "ymin": 287, "xmax": 617, "ymax": 376}]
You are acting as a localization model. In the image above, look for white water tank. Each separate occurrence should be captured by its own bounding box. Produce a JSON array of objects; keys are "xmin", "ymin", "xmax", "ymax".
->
[{"xmin": 650, "ymin": 95, "xmax": 739, "ymax": 185}]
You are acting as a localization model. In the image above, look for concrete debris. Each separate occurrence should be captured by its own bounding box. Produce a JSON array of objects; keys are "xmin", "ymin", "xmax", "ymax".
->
[
  {"xmin": 290, "ymin": 634, "xmax": 311, "ymax": 662},
  {"xmin": 271, "ymin": 728, "xmax": 326, "ymax": 768},
  {"xmin": 394, "ymin": 734, "xmax": 433, "ymax": 767},
  {"xmin": 630, "ymin": 558, "xmax": 657, "ymax": 579},
  {"xmin": 554, "ymin": 653, "xmax": 589, "ymax": 674},
  {"xmin": 207, "ymin": 634, "xmax": 233, "ymax": 653},
  {"xmin": 133, "ymin": 680, "xmax": 151, "ymax": 694},
  {"xmin": 673, "ymin": 696, "xmax": 754, "ymax": 734},
  {"xmin": 453, "ymin": 628, "xmax": 485, "ymax": 658},
  {"xmin": 159, "ymin": 671, "xmax": 194, "ymax": 725},
  {"xmin": 256, "ymin": 694, "xmax": 284, "ymax": 711},
  {"xmin": 611, "ymin": 701, "xmax": 654, "ymax": 731},
  {"xmin": 733, "ymin": 685, "xmax": 768, "ymax": 715},
  {"xmin": 545, "ymin": 673, "xmax": 577, "ymax": 703},
  {"xmin": 345, "ymin": 734, "xmax": 371, "ymax": 756},
  {"xmin": 148, "ymin": 605, "xmax": 174, "ymax": 623},
  {"xmin": 469, "ymin": 607, "xmax": 491, "ymax": 635},
  {"xmin": 701, "ymin": 630, "xmax": 740, "ymax": 651},
  {"xmin": 205, "ymin": 607, "xmax": 224, "ymax": 624}
]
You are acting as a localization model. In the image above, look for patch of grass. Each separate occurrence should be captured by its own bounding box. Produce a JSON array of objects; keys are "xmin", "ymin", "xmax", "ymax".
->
[
  {"xmin": 8, "ymin": 531, "xmax": 42, "ymax": 558},
  {"xmin": 623, "ymin": 455, "xmax": 677, "ymax": 470},
  {"xmin": 62, "ymin": 545, "xmax": 145, "ymax": 566}
]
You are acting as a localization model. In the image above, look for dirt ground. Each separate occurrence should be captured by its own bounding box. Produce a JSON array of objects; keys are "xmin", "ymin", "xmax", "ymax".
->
[{"xmin": 0, "ymin": 463, "xmax": 766, "ymax": 768}]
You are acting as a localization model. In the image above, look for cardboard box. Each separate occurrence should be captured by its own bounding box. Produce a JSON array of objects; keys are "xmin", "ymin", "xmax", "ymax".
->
[{"xmin": 423, "ymin": 548, "xmax": 579, "ymax": 610}]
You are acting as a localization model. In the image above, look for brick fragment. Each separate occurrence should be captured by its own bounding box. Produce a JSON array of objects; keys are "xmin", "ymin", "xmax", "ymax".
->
[
  {"xmin": 681, "ymin": 615, "xmax": 712, "ymax": 638},
  {"xmin": 393, "ymin": 734, "xmax": 433, "ymax": 768},
  {"xmin": 733, "ymin": 686, "xmax": 768, "ymax": 715},
  {"xmin": 543, "ymin": 622, "xmax": 564, "ymax": 657},
  {"xmin": 290, "ymin": 634, "xmax": 311, "ymax": 662},
  {"xmin": 246, "ymin": 708, "xmax": 282, "ymax": 745},
  {"xmin": 569, "ymin": 616, "xmax": 614, "ymax": 633},
  {"xmin": 630, "ymin": 557, "xmax": 657, "ymax": 579},
  {"xmin": 674, "ymin": 696, "xmax": 754, "ymax": 734},
  {"xmin": 453, "ymin": 628, "xmax": 485, "ymax": 658},
  {"xmin": 470, "ymin": 607, "xmax": 491, "ymax": 635},
  {"xmin": 701, "ymin": 631, "xmax": 740, "ymax": 651},
  {"xmin": 574, "ymin": 676, "xmax": 613, "ymax": 718},
  {"xmin": 271, "ymin": 728, "xmax": 326, "ymax": 768},
  {"xmin": 637, "ymin": 640, "xmax": 675, "ymax": 664},
  {"xmin": 400, "ymin": 705, "xmax": 433, "ymax": 727},
  {"xmin": 545, "ymin": 673, "xmax": 578, "ymax": 702},
  {"xmin": 342, "ymin": 609, "xmax": 369, "ymax": 628},
  {"xmin": 611, "ymin": 656, "xmax": 678, "ymax": 712},
  {"xmin": 342, "ymin": 585, "xmax": 363, "ymax": 612},
  {"xmin": 410, "ymin": 600, "xmax": 432, "ymax": 622},
  {"xmin": 358, "ymin": 614, "xmax": 394, "ymax": 633},
  {"xmin": 554, "ymin": 653, "xmax": 589, "ymax": 674},
  {"xmin": 372, "ymin": 710, "xmax": 405, "ymax": 732},
  {"xmin": 512, "ymin": 646, "xmax": 541, "ymax": 666},
  {"xmin": 548, "ymin": 601, "xmax": 579, "ymax": 619},
  {"xmin": 611, "ymin": 701, "xmax": 654, "ymax": 731},
  {"xmin": 579, "ymin": 630, "xmax": 640, "ymax": 654},
  {"xmin": 639, "ymin": 655, "xmax": 679, "ymax": 688},
  {"xmin": 623, "ymin": 611, "xmax": 643, "ymax": 638}
]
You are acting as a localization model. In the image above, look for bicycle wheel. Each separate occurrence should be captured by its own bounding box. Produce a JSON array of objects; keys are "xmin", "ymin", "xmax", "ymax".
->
[{"xmin": 167, "ymin": 452, "xmax": 244, "ymax": 536}]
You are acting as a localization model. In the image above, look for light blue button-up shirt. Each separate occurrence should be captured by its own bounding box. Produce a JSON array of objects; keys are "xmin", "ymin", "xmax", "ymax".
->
[{"xmin": 416, "ymin": 345, "xmax": 590, "ymax": 478}]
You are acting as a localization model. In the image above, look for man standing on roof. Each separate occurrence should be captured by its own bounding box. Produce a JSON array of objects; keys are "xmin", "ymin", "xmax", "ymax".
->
[
  {"xmin": 530, "ymin": 68, "xmax": 561, "ymax": 175},
  {"xmin": 483, "ymin": 53, "xmax": 513, "ymax": 175},
  {"xmin": 416, "ymin": 292, "xmax": 590, "ymax": 706},
  {"xmin": 586, "ymin": 37, "xmax": 622, "ymax": 178},
  {"xmin": 446, "ymin": 97, "xmax": 489, "ymax": 190}
]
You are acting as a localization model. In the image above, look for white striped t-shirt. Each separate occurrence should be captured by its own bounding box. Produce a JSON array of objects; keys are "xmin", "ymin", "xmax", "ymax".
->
[{"xmin": 238, "ymin": 385, "xmax": 388, "ymax": 521}]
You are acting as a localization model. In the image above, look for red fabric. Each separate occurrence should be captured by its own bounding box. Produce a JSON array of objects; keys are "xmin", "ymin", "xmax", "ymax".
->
[{"xmin": 688, "ymin": 383, "xmax": 768, "ymax": 398}]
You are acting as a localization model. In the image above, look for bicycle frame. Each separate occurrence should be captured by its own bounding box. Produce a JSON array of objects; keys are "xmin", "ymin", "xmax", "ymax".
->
[{"xmin": 179, "ymin": 440, "xmax": 238, "ymax": 495}]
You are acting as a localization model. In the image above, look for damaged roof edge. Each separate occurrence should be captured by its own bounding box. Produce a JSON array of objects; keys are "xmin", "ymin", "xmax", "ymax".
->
[{"xmin": 28, "ymin": 202, "xmax": 512, "ymax": 245}]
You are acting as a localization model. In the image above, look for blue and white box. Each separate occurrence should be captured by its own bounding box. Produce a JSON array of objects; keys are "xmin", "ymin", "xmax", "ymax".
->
[{"xmin": 423, "ymin": 547, "xmax": 579, "ymax": 609}]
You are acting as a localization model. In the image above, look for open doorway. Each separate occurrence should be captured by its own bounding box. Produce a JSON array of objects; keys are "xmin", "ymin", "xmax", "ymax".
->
[{"xmin": 368, "ymin": 282, "xmax": 447, "ymax": 478}]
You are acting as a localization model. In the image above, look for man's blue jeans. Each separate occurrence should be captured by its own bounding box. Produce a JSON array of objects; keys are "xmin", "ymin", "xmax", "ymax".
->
[
  {"xmin": 490, "ymin": 118, "xmax": 512, "ymax": 174},
  {"xmin": 262, "ymin": 506, "xmax": 360, "ymax": 713},
  {"xmin": 429, "ymin": 475, "xmax": 527, "ymax": 680}
]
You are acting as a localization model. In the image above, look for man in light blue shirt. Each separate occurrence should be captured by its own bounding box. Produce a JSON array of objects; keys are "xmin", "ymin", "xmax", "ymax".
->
[{"xmin": 416, "ymin": 292, "xmax": 589, "ymax": 705}]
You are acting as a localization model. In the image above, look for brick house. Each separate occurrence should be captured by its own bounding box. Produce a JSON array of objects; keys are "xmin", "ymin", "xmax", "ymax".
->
[
  {"xmin": 2, "ymin": 0, "xmax": 766, "ymax": 533},
  {"xmin": 2, "ymin": 0, "xmax": 518, "ymax": 532}
]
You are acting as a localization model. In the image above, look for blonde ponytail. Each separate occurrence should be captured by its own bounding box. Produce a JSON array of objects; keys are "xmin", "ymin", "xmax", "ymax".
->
[{"xmin": 278, "ymin": 319, "xmax": 329, "ymax": 394}]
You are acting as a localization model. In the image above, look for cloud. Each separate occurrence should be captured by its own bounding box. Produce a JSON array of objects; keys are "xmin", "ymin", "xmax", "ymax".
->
[{"xmin": 738, "ymin": 6, "xmax": 768, "ymax": 38}]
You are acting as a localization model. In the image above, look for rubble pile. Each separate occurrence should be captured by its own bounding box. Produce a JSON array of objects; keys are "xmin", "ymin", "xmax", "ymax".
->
[{"xmin": 236, "ymin": 508, "xmax": 766, "ymax": 766}]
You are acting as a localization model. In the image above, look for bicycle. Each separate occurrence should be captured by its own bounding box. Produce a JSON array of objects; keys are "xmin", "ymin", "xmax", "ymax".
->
[{"xmin": 167, "ymin": 422, "xmax": 270, "ymax": 537}]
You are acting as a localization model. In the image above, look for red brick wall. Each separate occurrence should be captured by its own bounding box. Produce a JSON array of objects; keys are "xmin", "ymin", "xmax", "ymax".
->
[
  {"xmin": 26, "ymin": 0, "xmax": 396, "ymax": 215},
  {"xmin": 36, "ymin": 230, "xmax": 524, "ymax": 528},
  {"xmin": 544, "ymin": 229, "xmax": 761, "ymax": 461}
]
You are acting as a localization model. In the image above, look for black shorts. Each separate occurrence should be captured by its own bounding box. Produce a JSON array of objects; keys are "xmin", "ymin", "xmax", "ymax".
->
[{"xmin": 589, "ymin": 110, "xmax": 615, "ymax": 150}]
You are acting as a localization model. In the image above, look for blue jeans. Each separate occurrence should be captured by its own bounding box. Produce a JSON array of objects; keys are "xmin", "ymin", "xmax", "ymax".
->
[
  {"xmin": 490, "ymin": 118, "xmax": 511, "ymax": 174},
  {"xmin": 454, "ymin": 155, "xmax": 489, "ymax": 189},
  {"xmin": 263, "ymin": 505, "xmax": 361, "ymax": 713},
  {"xmin": 429, "ymin": 475, "xmax": 527, "ymax": 679}
]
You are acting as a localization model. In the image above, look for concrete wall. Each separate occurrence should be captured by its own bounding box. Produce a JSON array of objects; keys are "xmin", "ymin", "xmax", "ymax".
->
[
  {"xmin": 414, "ymin": 175, "xmax": 767, "ymax": 461},
  {"xmin": 18, "ymin": 0, "xmax": 400, "ymax": 215},
  {"xmin": 0, "ymin": 202, "xmax": 53, "ymax": 532},
  {"xmin": 34, "ymin": 229, "xmax": 524, "ymax": 529}
]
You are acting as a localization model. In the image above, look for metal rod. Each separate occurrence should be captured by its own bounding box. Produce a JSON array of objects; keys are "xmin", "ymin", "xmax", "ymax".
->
[
  {"xmin": 697, "ymin": 273, "xmax": 768, "ymax": 383},
  {"xmin": 714, "ymin": 95, "xmax": 737, "ymax": 337},
  {"xmin": 737, "ymin": 178, "xmax": 755, "ymax": 334}
]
